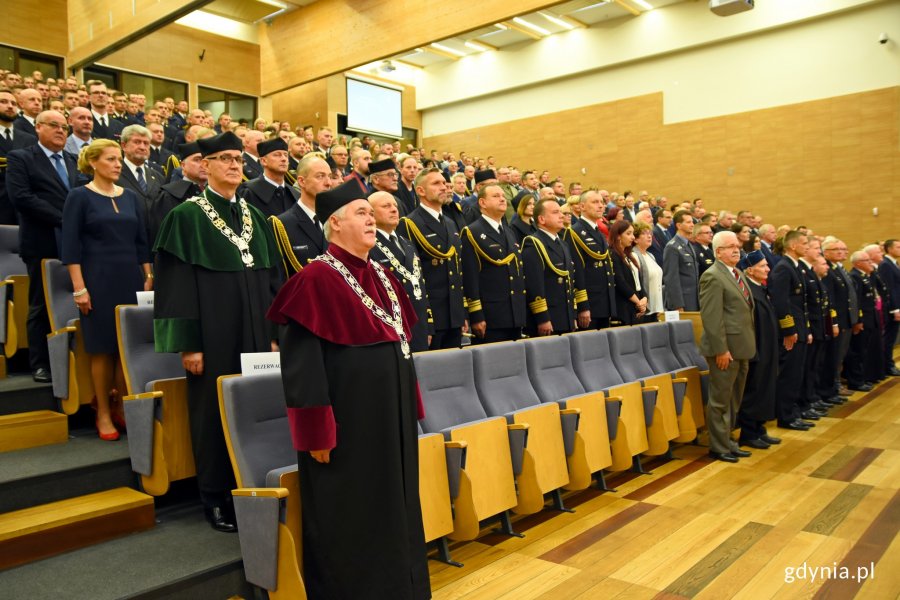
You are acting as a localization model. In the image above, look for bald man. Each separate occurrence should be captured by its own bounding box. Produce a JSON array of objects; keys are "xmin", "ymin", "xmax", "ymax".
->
[
  {"xmin": 14, "ymin": 88, "xmax": 43, "ymax": 137},
  {"xmin": 368, "ymin": 191, "xmax": 432, "ymax": 351},
  {"xmin": 64, "ymin": 107, "xmax": 93, "ymax": 155},
  {"xmin": 242, "ymin": 129, "xmax": 265, "ymax": 181}
]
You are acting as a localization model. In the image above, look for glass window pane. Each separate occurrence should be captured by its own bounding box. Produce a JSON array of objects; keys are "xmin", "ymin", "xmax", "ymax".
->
[
  {"xmin": 228, "ymin": 98, "xmax": 256, "ymax": 122},
  {"xmin": 120, "ymin": 72, "xmax": 187, "ymax": 104},
  {"xmin": 0, "ymin": 47, "xmax": 14, "ymax": 74},
  {"xmin": 84, "ymin": 67, "xmax": 117, "ymax": 89},
  {"xmin": 19, "ymin": 55, "xmax": 60, "ymax": 80}
]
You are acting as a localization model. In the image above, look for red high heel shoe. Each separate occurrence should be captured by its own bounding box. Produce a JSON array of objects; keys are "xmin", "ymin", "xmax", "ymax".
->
[{"xmin": 96, "ymin": 419, "xmax": 120, "ymax": 441}]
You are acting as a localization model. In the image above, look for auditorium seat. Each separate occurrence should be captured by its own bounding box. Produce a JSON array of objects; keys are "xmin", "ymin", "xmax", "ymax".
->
[
  {"xmin": 567, "ymin": 330, "xmax": 655, "ymax": 468},
  {"xmin": 520, "ymin": 335, "xmax": 614, "ymax": 488},
  {"xmin": 639, "ymin": 322, "xmax": 703, "ymax": 434},
  {"xmin": 607, "ymin": 327, "xmax": 688, "ymax": 452},
  {"xmin": 468, "ymin": 342, "xmax": 574, "ymax": 514},
  {"xmin": 415, "ymin": 349, "xmax": 523, "ymax": 540},
  {"xmin": 667, "ymin": 320, "xmax": 711, "ymax": 423},
  {"xmin": 42, "ymin": 259, "xmax": 92, "ymax": 414},
  {"xmin": 217, "ymin": 372, "xmax": 305, "ymax": 600},
  {"xmin": 416, "ymin": 423, "xmax": 464, "ymax": 566},
  {"xmin": 0, "ymin": 225, "xmax": 27, "ymax": 360},
  {"xmin": 115, "ymin": 305, "xmax": 193, "ymax": 496}
]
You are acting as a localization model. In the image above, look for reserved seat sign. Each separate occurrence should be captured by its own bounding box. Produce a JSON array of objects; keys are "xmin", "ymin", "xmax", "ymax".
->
[{"xmin": 240, "ymin": 352, "xmax": 281, "ymax": 375}]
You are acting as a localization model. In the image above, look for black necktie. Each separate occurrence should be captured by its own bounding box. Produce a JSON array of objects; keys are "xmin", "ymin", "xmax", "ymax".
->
[
  {"xmin": 3, "ymin": 128, "xmax": 10, "ymax": 141},
  {"xmin": 391, "ymin": 233, "xmax": 405, "ymax": 257},
  {"xmin": 273, "ymin": 186, "xmax": 284, "ymax": 205},
  {"xmin": 313, "ymin": 215, "xmax": 322, "ymax": 230},
  {"xmin": 497, "ymin": 225, "xmax": 504, "ymax": 236}
]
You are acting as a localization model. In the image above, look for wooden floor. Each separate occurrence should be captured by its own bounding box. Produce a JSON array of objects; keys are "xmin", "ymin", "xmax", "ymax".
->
[{"xmin": 428, "ymin": 377, "xmax": 900, "ymax": 600}]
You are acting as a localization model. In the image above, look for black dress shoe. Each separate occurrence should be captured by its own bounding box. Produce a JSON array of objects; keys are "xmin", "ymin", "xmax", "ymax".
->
[
  {"xmin": 778, "ymin": 420, "xmax": 811, "ymax": 431},
  {"xmin": 204, "ymin": 506, "xmax": 237, "ymax": 533},
  {"xmin": 799, "ymin": 419, "xmax": 816, "ymax": 427},
  {"xmin": 32, "ymin": 367, "xmax": 51, "ymax": 383},
  {"xmin": 760, "ymin": 434, "xmax": 782, "ymax": 445},
  {"xmin": 888, "ymin": 367, "xmax": 900, "ymax": 377},
  {"xmin": 740, "ymin": 438, "xmax": 770, "ymax": 450},
  {"xmin": 848, "ymin": 383, "xmax": 873, "ymax": 392},
  {"xmin": 731, "ymin": 448, "xmax": 752, "ymax": 458},
  {"xmin": 822, "ymin": 396, "xmax": 844, "ymax": 406},
  {"xmin": 810, "ymin": 403, "xmax": 830, "ymax": 413},
  {"xmin": 800, "ymin": 410, "xmax": 821, "ymax": 421},
  {"xmin": 709, "ymin": 451, "xmax": 739, "ymax": 463}
]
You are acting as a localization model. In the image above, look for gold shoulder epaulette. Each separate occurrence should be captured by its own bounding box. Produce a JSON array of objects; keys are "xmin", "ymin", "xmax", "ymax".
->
[
  {"xmin": 269, "ymin": 215, "xmax": 302, "ymax": 276},
  {"xmin": 463, "ymin": 226, "xmax": 517, "ymax": 268},
  {"xmin": 402, "ymin": 217, "xmax": 456, "ymax": 260}
]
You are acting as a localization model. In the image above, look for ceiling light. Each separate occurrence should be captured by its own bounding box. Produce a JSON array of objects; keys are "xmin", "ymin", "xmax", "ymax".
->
[
  {"xmin": 513, "ymin": 17, "xmax": 551, "ymax": 36},
  {"xmin": 632, "ymin": 0, "xmax": 654, "ymax": 10},
  {"xmin": 465, "ymin": 40, "xmax": 494, "ymax": 52},
  {"xmin": 539, "ymin": 12, "xmax": 576, "ymax": 30},
  {"xmin": 431, "ymin": 43, "xmax": 467, "ymax": 57},
  {"xmin": 494, "ymin": 23, "xmax": 508, "ymax": 30},
  {"xmin": 572, "ymin": 1, "xmax": 609, "ymax": 12}
]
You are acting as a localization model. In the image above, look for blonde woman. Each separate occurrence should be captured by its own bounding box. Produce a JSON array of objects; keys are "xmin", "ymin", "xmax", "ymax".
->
[{"xmin": 61, "ymin": 139, "xmax": 153, "ymax": 440}]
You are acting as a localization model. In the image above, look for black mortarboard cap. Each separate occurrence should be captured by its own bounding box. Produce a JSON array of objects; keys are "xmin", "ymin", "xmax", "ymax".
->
[
  {"xmin": 177, "ymin": 142, "xmax": 200, "ymax": 160},
  {"xmin": 315, "ymin": 180, "xmax": 368, "ymax": 224},
  {"xmin": 257, "ymin": 137, "xmax": 288, "ymax": 157},
  {"xmin": 474, "ymin": 169, "xmax": 496, "ymax": 184},
  {"xmin": 196, "ymin": 131, "xmax": 243, "ymax": 157},
  {"xmin": 368, "ymin": 158, "xmax": 396, "ymax": 175}
]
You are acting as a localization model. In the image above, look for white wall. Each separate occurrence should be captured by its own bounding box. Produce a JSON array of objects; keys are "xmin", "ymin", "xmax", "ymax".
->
[{"xmin": 420, "ymin": 0, "xmax": 900, "ymax": 136}]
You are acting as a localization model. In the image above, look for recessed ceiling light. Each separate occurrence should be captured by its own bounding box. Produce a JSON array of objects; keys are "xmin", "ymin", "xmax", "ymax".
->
[
  {"xmin": 572, "ymin": 1, "xmax": 609, "ymax": 12},
  {"xmin": 465, "ymin": 40, "xmax": 494, "ymax": 52},
  {"xmin": 539, "ymin": 12, "xmax": 576, "ymax": 30},
  {"xmin": 513, "ymin": 17, "xmax": 551, "ymax": 36},
  {"xmin": 632, "ymin": 0, "xmax": 654, "ymax": 10},
  {"xmin": 494, "ymin": 23, "xmax": 508, "ymax": 30},
  {"xmin": 431, "ymin": 43, "xmax": 467, "ymax": 57}
]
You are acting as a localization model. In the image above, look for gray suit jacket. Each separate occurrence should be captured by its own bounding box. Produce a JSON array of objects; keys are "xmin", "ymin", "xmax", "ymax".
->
[
  {"xmin": 663, "ymin": 234, "xmax": 699, "ymax": 311},
  {"xmin": 698, "ymin": 261, "xmax": 756, "ymax": 360}
]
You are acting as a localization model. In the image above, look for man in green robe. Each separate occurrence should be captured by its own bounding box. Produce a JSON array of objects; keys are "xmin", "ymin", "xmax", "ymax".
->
[{"xmin": 153, "ymin": 131, "xmax": 279, "ymax": 532}]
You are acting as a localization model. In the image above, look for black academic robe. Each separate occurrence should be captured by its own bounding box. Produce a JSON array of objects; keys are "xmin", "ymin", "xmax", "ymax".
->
[
  {"xmin": 238, "ymin": 177, "xmax": 298, "ymax": 219},
  {"xmin": 268, "ymin": 244, "xmax": 430, "ymax": 600},
  {"xmin": 154, "ymin": 190, "xmax": 279, "ymax": 497},
  {"xmin": 740, "ymin": 279, "xmax": 778, "ymax": 421},
  {"xmin": 370, "ymin": 231, "xmax": 433, "ymax": 352}
]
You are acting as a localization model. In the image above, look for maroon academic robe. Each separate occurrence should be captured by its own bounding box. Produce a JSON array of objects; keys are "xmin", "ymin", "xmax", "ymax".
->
[{"xmin": 267, "ymin": 243, "xmax": 430, "ymax": 600}]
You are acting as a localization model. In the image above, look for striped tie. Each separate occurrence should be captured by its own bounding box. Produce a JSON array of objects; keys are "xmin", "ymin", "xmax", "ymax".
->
[{"xmin": 733, "ymin": 268, "xmax": 750, "ymax": 305}]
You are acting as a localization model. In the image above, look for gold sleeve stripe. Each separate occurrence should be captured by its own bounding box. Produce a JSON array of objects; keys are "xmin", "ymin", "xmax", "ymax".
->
[
  {"xmin": 778, "ymin": 315, "xmax": 795, "ymax": 329},
  {"xmin": 466, "ymin": 299, "xmax": 483, "ymax": 313},
  {"xmin": 830, "ymin": 309, "xmax": 837, "ymax": 317},
  {"xmin": 574, "ymin": 289, "xmax": 588, "ymax": 303},
  {"xmin": 528, "ymin": 297, "xmax": 549, "ymax": 314}
]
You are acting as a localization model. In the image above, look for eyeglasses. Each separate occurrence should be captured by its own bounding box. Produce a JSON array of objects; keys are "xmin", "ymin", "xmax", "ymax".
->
[
  {"xmin": 38, "ymin": 121, "xmax": 67, "ymax": 131},
  {"xmin": 207, "ymin": 154, "xmax": 244, "ymax": 165},
  {"xmin": 376, "ymin": 172, "xmax": 398, "ymax": 179}
]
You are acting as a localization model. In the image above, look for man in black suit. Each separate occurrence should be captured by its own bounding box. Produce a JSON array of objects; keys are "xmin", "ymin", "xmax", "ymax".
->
[
  {"xmin": 880, "ymin": 239, "xmax": 900, "ymax": 375},
  {"xmin": 563, "ymin": 190, "xmax": 616, "ymax": 328},
  {"xmin": 88, "ymin": 82, "xmax": 124, "ymax": 141},
  {"xmin": 460, "ymin": 184, "xmax": 526, "ymax": 343},
  {"xmin": 846, "ymin": 251, "xmax": 879, "ymax": 390},
  {"xmin": 270, "ymin": 154, "xmax": 332, "ymax": 276},
  {"xmin": 147, "ymin": 142, "xmax": 206, "ymax": 248},
  {"xmin": 6, "ymin": 110, "xmax": 86, "ymax": 381},
  {"xmin": 369, "ymin": 191, "xmax": 432, "ymax": 352},
  {"xmin": 522, "ymin": 198, "xmax": 589, "ymax": 336},
  {"xmin": 399, "ymin": 168, "xmax": 466, "ymax": 350},
  {"xmin": 0, "ymin": 91, "xmax": 38, "ymax": 224},
  {"xmin": 117, "ymin": 124, "xmax": 164, "ymax": 217},
  {"xmin": 111, "ymin": 92, "xmax": 137, "ymax": 125},
  {"xmin": 820, "ymin": 237, "xmax": 855, "ymax": 401},
  {"xmin": 394, "ymin": 154, "xmax": 419, "ymax": 216},
  {"xmin": 147, "ymin": 122, "xmax": 173, "ymax": 175},
  {"xmin": 241, "ymin": 130, "xmax": 264, "ymax": 181},
  {"xmin": 692, "ymin": 223, "xmax": 716, "ymax": 276},
  {"xmin": 238, "ymin": 138, "xmax": 297, "ymax": 219},
  {"xmin": 13, "ymin": 88, "xmax": 42, "ymax": 138},
  {"xmin": 650, "ymin": 208, "xmax": 672, "ymax": 265},
  {"xmin": 759, "ymin": 224, "xmax": 780, "ymax": 268}
]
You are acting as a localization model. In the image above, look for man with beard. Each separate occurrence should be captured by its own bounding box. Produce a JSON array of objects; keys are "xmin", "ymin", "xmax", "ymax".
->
[
  {"xmin": 0, "ymin": 91, "xmax": 37, "ymax": 224},
  {"xmin": 345, "ymin": 147, "xmax": 371, "ymax": 195}
]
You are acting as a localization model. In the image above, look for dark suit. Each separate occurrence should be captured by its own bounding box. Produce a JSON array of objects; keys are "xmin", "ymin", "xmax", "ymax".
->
[
  {"xmin": 118, "ymin": 162, "xmax": 164, "ymax": 218},
  {"xmin": 649, "ymin": 224, "xmax": 669, "ymax": 265},
  {"xmin": 343, "ymin": 171, "xmax": 370, "ymax": 196},
  {"xmin": 13, "ymin": 115, "xmax": 37, "ymax": 138},
  {"xmin": 760, "ymin": 241, "xmax": 780, "ymax": 268},
  {"xmin": 611, "ymin": 251, "xmax": 643, "ymax": 326},
  {"xmin": 768, "ymin": 256, "xmax": 808, "ymax": 424},
  {"xmin": 846, "ymin": 269, "xmax": 878, "ymax": 387},
  {"xmin": 242, "ymin": 153, "xmax": 263, "ymax": 181},
  {"xmin": 147, "ymin": 179, "xmax": 202, "ymax": 249},
  {"xmin": 663, "ymin": 234, "xmax": 700, "ymax": 311},
  {"xmin": 460, "ymin": 217, "xmax": 526, "ymax": 342},
  {"xmin": 395, "ymin": 182, "xmax": 418, "ymax": 217},
  {"xmin": 698, "ymin": 261, "xmax": 755, "ymax": 454},
  {"xmin": 399, "ymin": 207, "xmax": 465, "ymax": 349},
  {"xmin": 91, "ymin": 114, "xmax": 124, "ymax": 141},
  {"xmin": 800, "ymin": 260, "xmax": 831, "ymax": 408},
  {"xmin": 441, "ymin": 200, "xmax": 466, "ymax": 235},
  {"xmin": 6, "ymin": 144, "xmax": 86, "ymax": 370},
  {"xmin": 168, "ymin": 113, "xmax": 187, "ymax": 131},
  {"xmin": 879, "ymin": 257, "xmax": 900, "ymax": 373},
  {"xmin": 0, "ymin": 128, "xmax": 38, "ymax": 224},
  {"xmin": 522, "ymin": 229, "xmax": 585, "ymax": 335},
  {"xmin": 564, "ymin": 217, "xmax": 616, "ymax": 328},
  {"xmin": 370, "ymin": 231, "xmax": 432, "ymax": 352},
  {"xmin": 149, "ymin": 145, "xmax": 174, "ymax": 172},
  {"xmin": 692, "ymin": 242, "xmax": 715, "ymax": 276},
  {"xmin": 238, "ymin": 178, "xmax": 298, "ymax": 219},
  {"xmin": 273, "ymin": 202, "xmax": 326, "ymax": 269}
]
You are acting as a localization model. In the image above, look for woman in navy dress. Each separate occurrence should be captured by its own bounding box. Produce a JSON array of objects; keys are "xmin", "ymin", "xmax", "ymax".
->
[{"xmin": 61, "ymin": 139, "xmax": 152, "ymax": 440}]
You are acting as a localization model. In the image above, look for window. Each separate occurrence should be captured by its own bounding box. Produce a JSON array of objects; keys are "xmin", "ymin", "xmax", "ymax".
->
[
  {"xmin": 85, "ymin": 65, "xmax": 187, "ymax": 102},
  {"xmin": 0, "ymin": 45, "xmax": 63, "ymax": 80},
  {"xmin": 198, "ymin": 87, "xmax": 257, "ymax": 123}
]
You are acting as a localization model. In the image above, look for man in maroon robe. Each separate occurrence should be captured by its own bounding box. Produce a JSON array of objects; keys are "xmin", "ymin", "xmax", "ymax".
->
[{"xmin": 267, "ymin": 181, "xmax": 431, "ymax": 599}]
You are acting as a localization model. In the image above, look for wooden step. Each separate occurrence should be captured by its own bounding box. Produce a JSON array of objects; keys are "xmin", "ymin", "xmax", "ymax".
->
[
  {"xmin": 0, "ymin": 410, "xmax": 67, "ymax": 452},
  {"xmin": 0, "ymin": 487, "xmax": 155, "ymax": 570}
]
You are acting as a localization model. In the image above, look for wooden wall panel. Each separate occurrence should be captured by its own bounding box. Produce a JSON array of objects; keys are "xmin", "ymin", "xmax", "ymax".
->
[
  {"xmin": 269, "ymin": 79, "xmax": 329, "ymax": 133},
  {"xmin": 101, "ymin": 24, "xmax": 259, "ymax": 98},
  {"xmin": 423, "ymin": 87, "xmax": 900, "ymax": 252},
  {"xmin": 7, "ymin": 0, "xmax": 68, "ymax": 57}
]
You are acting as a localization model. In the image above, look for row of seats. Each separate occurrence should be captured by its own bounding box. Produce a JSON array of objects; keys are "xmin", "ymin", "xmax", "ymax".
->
[{"xmin": 0, "ymin": 225, "xmax": 29, "ymax": 363}]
